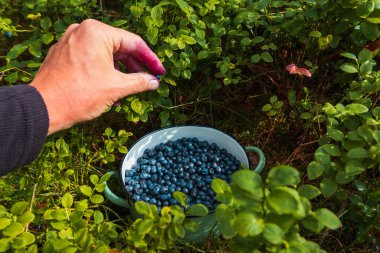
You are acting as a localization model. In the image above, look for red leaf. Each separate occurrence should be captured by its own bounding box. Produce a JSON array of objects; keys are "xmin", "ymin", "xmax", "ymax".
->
[{"xmin": 285, "ymin": 64, "xmax": 312, "ymax": 77}]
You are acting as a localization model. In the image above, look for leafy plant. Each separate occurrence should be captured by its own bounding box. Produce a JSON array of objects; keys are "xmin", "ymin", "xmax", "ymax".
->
[{"xmin": 212, "ymin": 167, "xmax": 340, "ymax": 252}]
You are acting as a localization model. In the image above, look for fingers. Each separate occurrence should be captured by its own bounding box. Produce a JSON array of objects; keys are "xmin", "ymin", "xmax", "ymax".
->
[
  {"xmin": 114, "ymin": 52, "xmax": 146, "ymax": 73},
  {"xmin": 109, "ymin": 26, "xmax": 166, "ymax": 75},
  {"xmin": 60, "ymin": 23, "xmax": 80, "ymax": 43},
  {"xmin": 66, "ymin": 19, "xmax": 166, "ymax": 75},
  {"xmin": 114, "ymin": 72, "xmax": 160, "ymax": 97}
]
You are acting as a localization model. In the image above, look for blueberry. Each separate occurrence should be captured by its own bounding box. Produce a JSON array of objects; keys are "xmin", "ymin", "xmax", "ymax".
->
[
  {"xmin": 126, "ymin": 185, "xmax": 134, "ymax": 192},
  {"xmin": 161, "ymin": 186, "xmax": 169, "ymax": 194},
  {"xmin": 182, "ymin": 188, "xmax": 189, "ymax": 194},
  {"xmin": 186, "ymin": 183, "xmax": 194, "ymax": 190},
  {"xmin": 150, "ymin": 198, "xmax": 157, "ymax": 205},
  {"xmin": 169, "ymin": 185, "xmax": 176, "ymax": 193},
  {"xmin": 5, "ymin": 31, "xmax": 12, "ymax": 39},
  {"xmin": 163, "ymin": 201, "xmax": 169, "ymax": 206},
  {"xmin": 201, "ymin": 169, "xmax": 208, "ymax": 175},
  {"xmin": 190, "ymin": 188, "xmax": 198, "ymax": 197},
  {"xmin": 134, "ymin": 195, "xmax": 141, "ymax": 201},
  {"xmin": 169, "ymin": 199, "xmax": 177, "ymax": 205},
  {"xmin": 141, "ymin": 173, "xmax": 150, "ymax": 179},
  {"xmin": 153, "ymin": 186, "xmax": 161, "ymax": 195}
]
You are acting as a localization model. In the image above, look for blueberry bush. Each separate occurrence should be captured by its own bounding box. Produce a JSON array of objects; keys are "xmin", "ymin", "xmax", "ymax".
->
[{"xmin": 1, "ymin": 0, "xmax": 379, "ymax": 252}]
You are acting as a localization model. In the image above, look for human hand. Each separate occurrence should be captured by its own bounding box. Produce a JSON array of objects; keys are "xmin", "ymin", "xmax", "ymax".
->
[{"xmin": 31, "ymin": 19, "xmax": 166, "ymax": 135}]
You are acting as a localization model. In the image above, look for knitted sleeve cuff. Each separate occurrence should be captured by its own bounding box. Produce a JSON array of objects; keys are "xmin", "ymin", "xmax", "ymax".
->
[{"xmin": 0, "ymin": 85, "xmax": 49, "ymax": 175}]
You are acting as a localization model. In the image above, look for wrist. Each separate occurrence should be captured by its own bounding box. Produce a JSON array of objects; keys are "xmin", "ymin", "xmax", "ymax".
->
[{"xmin": 30, "ymin": 81, "xmax": 73, "ymax": 135}]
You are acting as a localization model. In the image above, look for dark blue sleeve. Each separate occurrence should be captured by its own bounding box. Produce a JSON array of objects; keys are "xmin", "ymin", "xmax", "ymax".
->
[{"xmin": 0, "ymin": 85, "xmax": 49, "ymax": 175}]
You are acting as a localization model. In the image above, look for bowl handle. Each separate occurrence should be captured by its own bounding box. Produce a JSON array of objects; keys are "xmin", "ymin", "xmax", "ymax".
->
[
  {"xmin": 245, "ymin": 146, "xmax": 265, "ymax": 174},
  {"xmin": 104, "ymin": 171, "xmax": 131, "ymax": 209}
]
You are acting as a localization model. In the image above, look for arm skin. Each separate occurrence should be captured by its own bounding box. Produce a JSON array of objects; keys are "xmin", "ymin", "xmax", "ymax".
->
[
  {"xmin": 31, "ymin": 19, "xmax": 166, "ymax": 135},
  {"xmin": 0, "ymin": 19, "xmax": 165, "ymax": 174}
]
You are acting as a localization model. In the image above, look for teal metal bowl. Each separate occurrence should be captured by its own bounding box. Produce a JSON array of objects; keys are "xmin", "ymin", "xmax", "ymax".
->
[{"xmin": 104, "ymin": 126, "xmax": 265, "ymax": 242}]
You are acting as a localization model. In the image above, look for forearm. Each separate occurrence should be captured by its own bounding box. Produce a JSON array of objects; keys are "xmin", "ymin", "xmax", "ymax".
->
[{"xmin": 0, "ymin": 85, "xmax": 49, "ymax": 175}]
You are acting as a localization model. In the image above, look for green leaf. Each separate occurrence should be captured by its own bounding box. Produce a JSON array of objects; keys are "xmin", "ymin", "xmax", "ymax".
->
[
  {"xmin": 90, "ymin": 175, "xmax": 99, "ymax": 186},
  {"xmin": 263, "ymin": 223, "xmax": 284, "ymax": 244},
  {"xmin": 298, "ymin": 185, "xmax": 321, "ymax": 199},
  {"xmin": 18, "ymin": 232, "xmax": 35, "ymax": 245},
  {"xmin": 175, "ymin": 0, "xmax": 193, "ymax": 14},
  {"xmin": 62, "ymin": 193, "xmax": 73, "ymax": 208},
  {"xmin": 6, "ymin": 44, "xmax": 28, "ymax": 60},
  {"xmin": 197, "ymin": 50, "xmax": 209, "ymax": 59},
  {"xmin": 93, "ymin": 210, "xmax": 104, "ymax": 225},
  {"xmin": 0, "ymin": 238, "xmax": 10, "ymax": 252},
  {"xmin": 346, "ymin": 103, "xmax": 368, "ymax": 114},
  {"xmin": 267, "ymin": 165, "xmax": 300, "ymax": 188},
  {"xmin": 40, "ymin": 17, "xmax": 52, "ymax": 31},
  {"xmin": 367, "ymin": 9, "xmax": 380, "ymax": 24},
  {"xmin": 135, "ymin": 201, "xmax": 150, "ymax": 215},
  {"xmin": 211, "ymin": 178, "xmax": 231, "ymax": 194},
  {"xmin": 251, "ymin": 54, "xmax": 261, "ymax": 63},
  {"xmin": 354, "ymin": 180, "xmax": 368, "ymax": 193},
  {"xmin": 347, "ymin": 147, "xmax": 370, "ymax": 158},
  {"xmin": 151, "ymin": 5, "xmax": 163, "ymax": 19},
  {"xmin": 315, "ymin": 208, "xmax": 341, "ymax": 229},
  {"xmin": 360, "ymin": 21, "xmax": 380, "ymax": 40},
  {"xmin": 252, "ymin": 36, "xmax": 265, "ymax": 44},
  {"xmin": 0, "ymin": 218, "xmax": 11, "ymax": 230},
  {"xmin": 320, "ymin": 178, "xmax": 337, "ymax": 198},
  {"xmin": 174, "ymin": 224, "xmax": 185, "ymax": 238},
  {"xmin": 340, "ymin": 52, "xmax": 357, "ymax": 60},
  {"xmin": 2, "ymin": 221, "xmax": 24, "ymax": 237},
  {"xmin": 307, "ymin": 161, "xmax": 325, "ymax": 180},
  {"xmin": 131, "ymin": 100, "xmax": 143, "ymax": 114},
  {"xmin": 138, "ymin": 219, "xmax": 153, "ymax": 234},
  {"xmin": 327, "ymin": 127, "xmax": 344, "ymax": 141},
  {"xmin": 339, "ymin": 63, "xmax": 358, "ymax": 73},
  {"xmin": 17, "ymin": 211, "xmax": 35, "ymax": 226},
  {"xmin": 111, "ymin": 20, "xmax": 128, "ymax": 27},
  {"xmin": 231, "ymin": 170, "xmax": 263, "ymax": 197},
  {"xmin": 262, "ymin": 104, "xmax": 272, "ymax": 112},
  {"xmin": 270, "ymin": 96, "xmax": 277, "ymax": 104},
  {"xmin": 146, "ymin": 27, "xmax": 158, "ymax": 45},
  {"xmin": 29, "ymin": 41, "xmax": 42, "ymax": 58},
  {"xmin": 356, "ymin": 1, "xmax": 375, "ymax": 18},
  {"xmin": 360, "ymin": 61, "xmax": 373, "ymax": 75},
  {"xmin": 118, "ymin": 146, "xmax": 128, "ymax": 153},
  {"xmin": 80, "ymin": 185, "xmax": 92, "ymax": 197},
  {"xmin": 41, "ymin": 33, "xmax": 54, "ymax": 45},
  {"xmin": 216, "ymin": 204, "xmax": 236, "ymax": 239},
  {"xmin": 321, "ymin": 144, "xmax": 341, "ymax": 156},
  {"xmin": 266, "ymin": 187, "xmax": 300, "ymax": 214},
  {"xmin": 182, "ymin": 35, "xmax": 197, "ymax": 45},
  {"xmin": 309, "ymin": 30, "xmax": 322, "ymax": 38},
  {"xmin": 233, "ymin": 213, "xmax": 264, "ymax": 237},
  {"xmin": 11, "ymin": 202, "xmax": 29, "ymax": 215},
  {"xmin": 240, "ymin": 37, "xmax": 251, "ymax": 46},
  {"xmin": 173, "ymin": 191, "xmax": 187, "ymax": 208},
  {"xmin": 273, "ymin": 101, "xmax": 283, "ymax": 109},
  {"xmin": 186, "ymin": 204, "xmax": 208, "ymax": 216},
  {"xmin": 358, "ymin": 49, "xmax": 372, "ymax": 64},
  {"xmin": 94, "ymin": 246, "xmax": 108, "ymax": 253},
  {"xmin": 261, "ymin": 52, "xmax": 273, "ymax": 62},
  {"xmin": 13, "ymin": 237, "xmax": 27, "ymax": 249},
  {"xmin": 90, "ymin": 194, "xmax": 104, "ymax": 204},
  {"xmin": 302, "ymin": 215, "xmax": 323, "ymax": 232}
]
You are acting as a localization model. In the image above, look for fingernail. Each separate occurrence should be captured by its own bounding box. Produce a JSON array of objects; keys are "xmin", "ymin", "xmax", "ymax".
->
[{"xmin": 149, "ymin": 79, "xmax": 159, "ymax": 90}]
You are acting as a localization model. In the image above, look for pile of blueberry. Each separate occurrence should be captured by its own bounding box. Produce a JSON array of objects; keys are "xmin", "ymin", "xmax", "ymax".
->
[{"xmin": 124, "ymin": 137, "xmax": 241, "ymax": 210}]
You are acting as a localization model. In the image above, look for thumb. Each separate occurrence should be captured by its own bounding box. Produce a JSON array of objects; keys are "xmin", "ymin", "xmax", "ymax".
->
[{"xmin": 115, "ymin": 72, "xmax": 160, "ymax": 96}]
